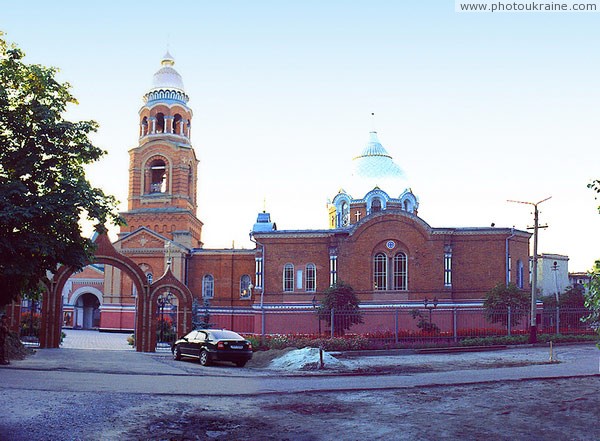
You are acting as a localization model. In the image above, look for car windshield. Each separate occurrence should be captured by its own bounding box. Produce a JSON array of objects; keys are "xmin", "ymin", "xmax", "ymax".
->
[{"xmin": 209, "ymin": 330, "xmax": 244, "ymax": 340}]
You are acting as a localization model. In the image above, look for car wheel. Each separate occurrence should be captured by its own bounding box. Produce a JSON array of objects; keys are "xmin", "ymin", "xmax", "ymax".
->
[
  {"xmin": 199, "ymin": 349, "xmax": 210, "ymax": 366},
  {"xmin": 235, "ymin": 360, "xmax": 247, "ymax": 368},
  {"xmin": 173, "ymin": 346, "xmax": 182, "ymax": 361}
]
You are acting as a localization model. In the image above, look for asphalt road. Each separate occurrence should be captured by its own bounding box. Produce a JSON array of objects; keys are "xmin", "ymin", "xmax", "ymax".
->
[
  {"xmin": 2, "ymin": 343, "xmax": 599, "ymax": 395},
  {"xmin": 2, "ymin": 342, "xmax": 600, "ymax": 440}
]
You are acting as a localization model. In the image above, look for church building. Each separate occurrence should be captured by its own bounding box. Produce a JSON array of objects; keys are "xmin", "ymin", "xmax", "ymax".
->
[{"xmin": 62, "ymin": 54, "xmax": 531, "ymax": 332}]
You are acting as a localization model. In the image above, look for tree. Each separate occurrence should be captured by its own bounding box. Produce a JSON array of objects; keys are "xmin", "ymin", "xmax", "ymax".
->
[
  {"xmin": 583, "ymin": 261, "xmax": 600, "ymax": 333},
  {"xmin": 588, "ymin": 179, "xmax": 600, "ymax": 211},
  {"xmin": 0, "ymin": 34, "xmax": 120, "ymax": 307},
  {"xmin": 317, "ymin": 282, "xmax": 363, "ymax": 336},
  {"xmin": 542, "ymin": 284, "xmax": 586, "ymax": 309},
  {"xmin": 584, "ymin": 182, "xmax": 600, "ymax": 343},
  {"xmin": 483, "ymin": 282, "xmax": 530, "ymax": 328}
]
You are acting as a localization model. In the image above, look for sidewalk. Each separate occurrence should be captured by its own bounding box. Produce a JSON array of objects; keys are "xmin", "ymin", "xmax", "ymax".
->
[{"xmin": 60, "ymin": 329, "xmax": 133, "ymax": 350}]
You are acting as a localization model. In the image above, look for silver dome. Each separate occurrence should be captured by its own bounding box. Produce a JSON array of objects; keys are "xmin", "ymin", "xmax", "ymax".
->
[{"xmin": 150, "ymin": 51, "xmax": 185, "ymax": 92}]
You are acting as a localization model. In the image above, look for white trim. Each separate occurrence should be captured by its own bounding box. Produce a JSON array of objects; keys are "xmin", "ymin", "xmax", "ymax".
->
[{"xmin": 69, "ymin": 286, "xmax": 103, "ymax": 306}]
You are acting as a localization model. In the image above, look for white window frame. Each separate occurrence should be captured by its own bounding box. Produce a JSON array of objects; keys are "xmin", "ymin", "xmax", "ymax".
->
[
  {"xmin": 202, "ymin": 274, "xmax": 214, "ymax": 299},
  {"xmin": 306, "ymin": 263, "xmax": 316, "ymax": 292},
  {"xmin": 283, "ymin": 263, "xmax": 294, "ymax": 292}
]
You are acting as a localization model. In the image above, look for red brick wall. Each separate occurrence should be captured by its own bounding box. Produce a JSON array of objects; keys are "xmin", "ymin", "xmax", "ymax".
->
[
  {"xmin": 187, "ymin": 251, "xmax": 255, "ymax": 307},
  {"xmin": 255, "ymin": 212, "xmax": 531, "ymax": 304}
]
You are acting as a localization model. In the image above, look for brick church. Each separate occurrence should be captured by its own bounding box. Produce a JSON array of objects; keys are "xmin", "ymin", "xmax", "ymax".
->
[{"xmin": 62, "ymin": 54, "xmax": 531, "ymax": 332}]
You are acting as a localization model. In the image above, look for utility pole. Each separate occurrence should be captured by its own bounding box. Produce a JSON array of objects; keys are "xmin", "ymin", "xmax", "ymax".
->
[{"xmin": 508, "ymin": 196, "xmax": 551, "ymax": 343}]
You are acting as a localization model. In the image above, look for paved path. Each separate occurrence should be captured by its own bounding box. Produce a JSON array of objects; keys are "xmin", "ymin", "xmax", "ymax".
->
[
  {"xmin": 2, "ymin": 343, "xmax": 599, "ymax": 396},
  {"xmin": 60, "ymin": 329, "xmax": 133, "ymax": 350}
]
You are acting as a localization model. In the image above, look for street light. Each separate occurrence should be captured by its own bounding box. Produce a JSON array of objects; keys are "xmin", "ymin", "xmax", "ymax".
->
[
  {"xmin": 508, "ymin": 196, "xmax": 551, "ymax": 344},
  {"xmin": 157, "ymin": 290, "xmax": 174, "ymax": 344},
  {"xmin": 423, "ymin": 297, "xmax": 438, "ymax": 325},
  {"xmin": 551, "ymin": 261, "xmax": 560, "ymax": 304},
  {"xmin": 312, "ymin": 296, "xmax": 322, "ymax": 336}
]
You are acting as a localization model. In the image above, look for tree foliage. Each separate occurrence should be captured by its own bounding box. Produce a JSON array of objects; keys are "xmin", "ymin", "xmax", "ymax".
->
[
  {"xmin": 0, "ymin": 34, "xmax": 121, "ymax": 306},
  {"xmin": 588, "ymin": 179, "xmax": 600, "ymax": 213},
  {"xmin": 317, "ymin": 282, "xmax": 363, "ymax": 336},
  {"xmin": 483, "ymin": 282, "xmax": 530, "ymax": 328},
  {"xmin": 584, "ymin": 182, "xmax": 600, "ymax": 344},
  {"xmin": 542, "ymin": 284, "xmax": 586, "ymax": 309},
  {"xmin": 583, "ymin": 261, "xmax": 600, "ymax": 330}
]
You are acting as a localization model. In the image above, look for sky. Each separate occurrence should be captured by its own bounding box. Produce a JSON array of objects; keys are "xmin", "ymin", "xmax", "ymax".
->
[{"xmin": 2, "ymin": 1, "xmax": 599, "ymax": 272}]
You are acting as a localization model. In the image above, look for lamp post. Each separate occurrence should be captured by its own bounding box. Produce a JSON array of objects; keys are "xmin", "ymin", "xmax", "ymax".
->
[
  {"xmin": 312, "ymin": 296, "xmax": 322, "ymax": 336},
  {"xmin": 551, "ymin": 261, "xmax": 560, "ymax": 304},
  {"xmin": 157, "ymin": 290, "xmax": 174, "ymax": 344},
  {"xmin": 424, "ymin": 297, "xmax": 438, "ymax": 325},
  {"xmin": 508, "ymin": 196, "xmax": 551, "ymax": 344}
]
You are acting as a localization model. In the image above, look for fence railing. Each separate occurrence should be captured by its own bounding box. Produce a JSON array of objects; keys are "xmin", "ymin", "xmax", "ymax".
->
[{"xmin": 201, "ymin": 306, "xmax": 596, "ymax": 345}]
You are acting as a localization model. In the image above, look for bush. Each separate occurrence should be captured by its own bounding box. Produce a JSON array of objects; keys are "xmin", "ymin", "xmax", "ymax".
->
[
  {"xmin": 483, "ymin": 283, "xmax": 530, "ymax": 329},
  {"xmin": 20, "ymin": 312, "xmax": 40, "ymax": 338}
]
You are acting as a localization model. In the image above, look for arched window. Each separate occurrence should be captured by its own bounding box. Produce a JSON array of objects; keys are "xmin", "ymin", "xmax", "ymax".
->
[
  {"xmin": 146, "ymin": 273, "xmax": 153, "ymax": 284},
  {"xmin": 148, "ymin": 158, "xmax": 167, "ymax": 193},
  {"xmin": 155, "ymin": 112, "xmax": 165, "ymax": 133},
  {"xmin": 187, "ymin": 165, "xmax": 193, "ymax": 197},
  {"xmin": 371, "ymin": 198, "xmax": 382, "ymax": 213},
  {"xmin": 393, "ymin": 252, "xmax": 408, "ymax": 291},
  {"xmin": 141, "ymin": 116, "xmax": 148, "ymax": 137},
  {"xmin": 202, "ymin": 275, "xmax": 214, "ymax": 299},
  {"xmin": 341, "ymin": 202, "xmax": 349, "ymax": 227},
  {"xmin": 283, "ymin": 264, "xmax": 294, "ymax": 292},
  {"xmin": 517, "ymin": 260, "xmax": 524, "ymax": 289},
  {"xmin": 173, "ymin": 114, "xmax": 183, "ymax": 135},
  {"xmin": 240, "ymin": 275, "xmax": 252, "ymax": 298},
  {"xmin": 306, "ymin": 264, "xmax": 316, "ymax": 292},
  {"xmin": 373, "ymin": 253, "xmax": 387, "ymax": 290}
]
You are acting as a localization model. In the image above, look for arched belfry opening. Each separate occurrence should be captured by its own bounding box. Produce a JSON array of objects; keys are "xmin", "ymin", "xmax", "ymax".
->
[
  {"xmin": 155, "ymin": 112, "xmax": 165, "ymax": 134},
  {"xmin": 148, "ymin": 158, "xmax": 168, "ymax": 194},
  {"xmin": 173, "ymin": 113, "xmax": 183, "ymax": 135}
]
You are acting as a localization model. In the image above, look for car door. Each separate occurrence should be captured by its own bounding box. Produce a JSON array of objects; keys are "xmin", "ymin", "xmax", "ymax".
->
[
  {"xmin": 180, "ymin": 331, "xmax": 198, "ymax": 357},
  {"xmin": 194, "ymin": 331, "xmax": 209, "ymax": 358}
]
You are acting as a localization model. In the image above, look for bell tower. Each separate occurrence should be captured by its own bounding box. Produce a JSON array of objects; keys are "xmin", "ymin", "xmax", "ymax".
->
[{"xmin": 121, "ymin": 52, "xmax": 203, "ymax": 248}]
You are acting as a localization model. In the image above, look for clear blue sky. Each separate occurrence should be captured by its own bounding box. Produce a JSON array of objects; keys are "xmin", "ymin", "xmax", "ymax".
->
[{"xmin": 3, "ymin": 1, "xmax": 599, "ymax": 271}]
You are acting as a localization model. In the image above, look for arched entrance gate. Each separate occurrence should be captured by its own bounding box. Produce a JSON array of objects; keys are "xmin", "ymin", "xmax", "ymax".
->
[{"xmin": 36, "ymin": 233, "xmax": 193, "ymax": 352}]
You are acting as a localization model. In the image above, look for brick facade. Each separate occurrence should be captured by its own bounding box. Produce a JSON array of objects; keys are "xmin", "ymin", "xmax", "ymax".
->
[{"xmin": 62, "ymin": 54, "xmax": 532, "ymax": 335}]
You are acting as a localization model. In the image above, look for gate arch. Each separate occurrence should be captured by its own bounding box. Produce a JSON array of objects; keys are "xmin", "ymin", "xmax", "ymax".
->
[
  {"xmin": 149, "ymin": 268, "xmax": 194, "ymax": 349},
  {"xmin": 40, "ymin": 232, "xmax": 192, "ymax": 352}
]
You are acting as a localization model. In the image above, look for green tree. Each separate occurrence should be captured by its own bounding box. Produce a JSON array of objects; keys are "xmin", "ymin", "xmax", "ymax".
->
[
  {"xmin": 584, "ymin": 181, "xmax": 600, "ymax": 344},
  {"xmin": 584, "ymin": 261, "xmax": 600, "ymax": 332},
  {"xmin": 0, "ymin": 34, "xmax": 120, "ymax": 307},
  {"xmin": 542, "ymin": 284, "xmax": 586, "ymax": 309},
  {"xmin": 317, "ymin": 282, "xmax": 363, "ymax": 336},
  {"xmin": 483, "ymin": 283, "xmax": 530, "ymax": 328}
]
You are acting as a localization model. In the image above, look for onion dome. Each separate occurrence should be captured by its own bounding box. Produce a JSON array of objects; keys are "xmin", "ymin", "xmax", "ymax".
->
[
  {"xmin": 150, "ymin": 51, "xmax": 185, "ymax": 92},
  {"xmin": 144, "ymin": 52, "xmax": 189, "ymax": 105},
  {"xmin": 348, "ymin": 131, "xmax": 408, "ymax": 197}
]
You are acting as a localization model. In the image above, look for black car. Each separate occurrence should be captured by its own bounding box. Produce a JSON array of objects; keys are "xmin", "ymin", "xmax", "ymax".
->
[{"xmin": 172, "ymin": 329, "xmax": 253, "ymax": 367}]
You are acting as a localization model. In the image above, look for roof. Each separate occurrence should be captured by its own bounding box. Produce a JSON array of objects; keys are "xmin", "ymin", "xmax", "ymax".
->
[
  {"xmin": 346, "ymin": 131, "xmax": 409, "ymax": 198},
  {"xmin": 149, "ymin": 52, "xmax": 185, "ymax": 93}
]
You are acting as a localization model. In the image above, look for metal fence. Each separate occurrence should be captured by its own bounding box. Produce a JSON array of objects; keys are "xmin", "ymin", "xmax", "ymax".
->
[
  {"xmin": 203, "ymin": 306, "xmax": 595, "ymax": 345},
  {"xmin": 19, "ymin": 300, "xmax": 41, "ymax": 347}
]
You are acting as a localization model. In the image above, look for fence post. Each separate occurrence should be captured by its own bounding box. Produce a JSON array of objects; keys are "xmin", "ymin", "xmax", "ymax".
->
[
  {"xmin": 453, "ymin": 308, "xmax": 458, "ymax": 343},
  {"xmin": 507, "ymin": 306, "xmax": 512, "ymax": 336},
  {"xmin": 330, "ymin": 308, "xmax": 335, "ymax": 338},
  {"xmin": 261, "ymin": 306, "xmax": 265, "ymax": 346},
  {"xmin": 556, "ymin": 306, "xmax": 560, "ymax": 335},
  {"xmin": 395, "ymin": 308, "xmax": 399, "ymax": 344}
]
